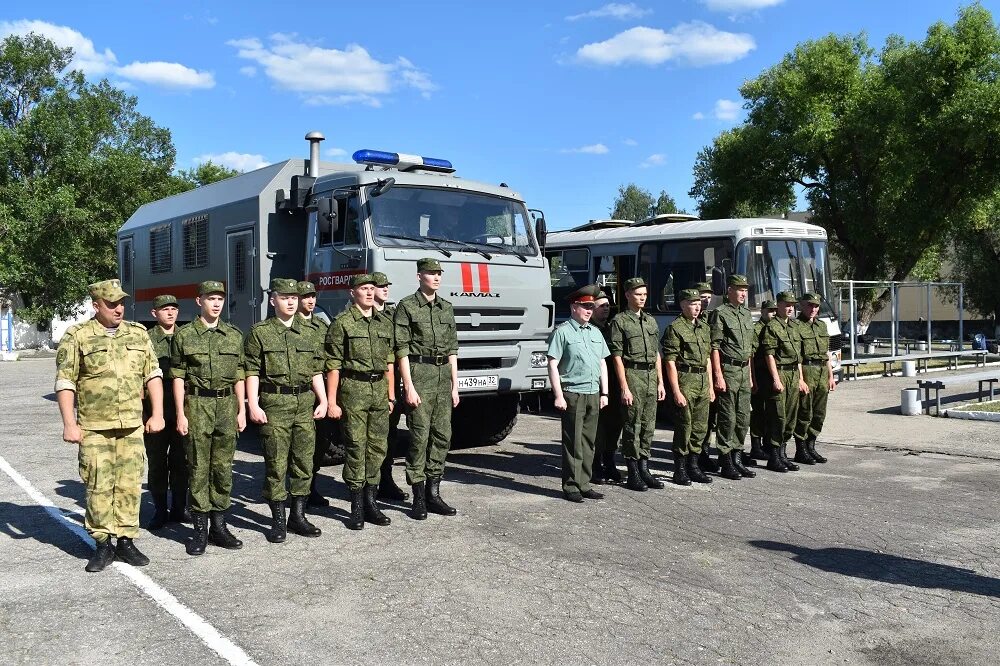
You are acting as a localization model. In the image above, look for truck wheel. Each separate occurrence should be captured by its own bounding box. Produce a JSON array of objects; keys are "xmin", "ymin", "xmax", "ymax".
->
[{"xmin": 451, "ymin": 394, "xmax": 519, "ymax": 448}]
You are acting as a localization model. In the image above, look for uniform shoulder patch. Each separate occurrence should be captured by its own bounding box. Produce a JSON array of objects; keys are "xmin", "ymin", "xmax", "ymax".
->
[{"xmin": 56, "ymin": 347, "xmax": 68, "ymax": 365}]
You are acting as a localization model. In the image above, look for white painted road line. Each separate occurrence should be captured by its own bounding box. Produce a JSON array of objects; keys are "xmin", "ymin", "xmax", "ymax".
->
[{"xmin": 0, "ymin": 453, "xmax": 260, "ymax": 666}]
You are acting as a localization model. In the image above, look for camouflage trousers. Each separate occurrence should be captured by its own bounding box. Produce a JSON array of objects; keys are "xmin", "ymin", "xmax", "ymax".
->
[
  {"xmin": 715, "ymin": 363, "xmax": 751, "ymax": 454},
  {"xmin": 259, "ymin": 392, "xmax": 316, "ymax": 501},
  {"xmin": 405, "ymin": 362, "xmax": 453, "ymax": 485},
  {"xmin": 80, "ymin": 427, "xmax": 145, "ymax": 542},
  {"xmin": 144, "ymin": 416, "xmax": 187, "ymax": 499},
  {"xmin": 765, "ymin": 368, "xmax": 801, "ymax": 447},
  {"xmin": 561, "ymin": 391, "xmax": 599, "ymax": 495},
  {"xmin": 185, "ymin": 394, "xmax": 238, "ymax": 513},
  {"xmin": 620, "ymin": 367, "xmax": 658, "ymax": 460},
  {"xmin": 340, "ymin": 376, "xmax": 390, "ymax": 491},
  {"xmin": 795, "ymin": 363, "xmax": 831, "ymax": 441},
  {"xmin": 672, "ymin": 371, "xmax": 710, "ymax": 456},
  {"xmin": 750, "ymin": 362, "xmax": 769, "ymax": 439},
  {"xmin": 595, "ymin": 384, "xmax": 623, "ymax": 457}
]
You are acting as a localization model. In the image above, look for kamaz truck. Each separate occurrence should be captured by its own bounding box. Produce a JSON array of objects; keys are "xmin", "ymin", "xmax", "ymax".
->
[{"xmin": 117, "ymin": 132, "xmax": 553, "ymax": 446}]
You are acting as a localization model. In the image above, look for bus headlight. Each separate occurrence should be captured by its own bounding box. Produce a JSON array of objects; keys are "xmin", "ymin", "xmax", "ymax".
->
[{"xmin": 530, "ymin": 352, "xmax": 547, "ymax": 368}]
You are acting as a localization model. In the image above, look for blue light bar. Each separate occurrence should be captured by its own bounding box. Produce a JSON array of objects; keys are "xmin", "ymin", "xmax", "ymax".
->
[{"xmin": 352, "ymin": 149, "xmax": 453, "ymax": 171}]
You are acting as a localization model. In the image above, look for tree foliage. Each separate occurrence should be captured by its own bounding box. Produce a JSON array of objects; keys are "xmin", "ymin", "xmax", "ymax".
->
[
  {"xmin": 945, "ymin": 194, "xmax": 1000, "ymax": 334},
  {"xmin": 610, "ymin": 183, "xmax": 683, "ymax": 222},
  {"xmin": 169, "ymin": 160, "xmax": 240, "ymax": 193},
  {"xmin": 689, "ymin": 5, "xmax": 1000, "ymax": 323}
]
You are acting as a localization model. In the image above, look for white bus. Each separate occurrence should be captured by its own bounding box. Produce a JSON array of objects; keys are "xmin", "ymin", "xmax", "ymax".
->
[{"xmin": 545, "ymin": 215, "xmax": 842, "ymax": 367}]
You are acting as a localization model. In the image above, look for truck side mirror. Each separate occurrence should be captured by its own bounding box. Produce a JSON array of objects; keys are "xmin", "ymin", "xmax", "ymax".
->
[
  {"xmin": 535, "ymin": 216, "xmax": 547, "ymax": 250},
  {"xmin": 315, "ymin": 197, "xmax": 339, "ymax": 233},
  {"xmin": 711, "ymin": 266, "xmax": 726, "ymax": 295}
]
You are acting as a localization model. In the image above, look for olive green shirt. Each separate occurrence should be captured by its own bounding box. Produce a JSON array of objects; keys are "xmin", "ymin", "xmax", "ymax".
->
[
  {"xmin": 708, "ymin": 302, "xmax": 755, "ymax": 363},
  {"xmin": 55, "ymin": 318, "xmax": 162, "ymax": 430},
  {"xmin": 244, "ymin": 317, "xmax": 322, "ymax": 386},
  {"xmin": 325, "ymin": 305, "xmax": 394, "ymax": 373},
  {"xmin": 794, "ymin": 316, "xmax": 829, "ymax": 361},
  {"xmin": 393, "ymin": 290, "xmax": 459, "ymax": 359},
  {"xmin": 169, "ymin": 318, "xmax": 246, "ymax": 390},
  {"xmin": 661, "ymin": 316, "xmax": 710, "ymax": 367},
  {"xmin": 761, "ymin": 317, "xmax": 802, "ymax": 366},
  {"xmin": 608, "ymin": 309, "xmax": 660, "ymax": 364},
  {"xmin": 752, "ymin": 319, "xmax": 768, "ymax": 359},
  {"xmin": 147, "ymin": 325, "xmax": 176, "ymax": 413}
]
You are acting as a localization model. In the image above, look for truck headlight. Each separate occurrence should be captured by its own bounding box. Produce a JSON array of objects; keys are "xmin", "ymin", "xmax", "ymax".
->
[{"xmin": 530, "ymin": 351, "xmax": 547, "ymax": 368}]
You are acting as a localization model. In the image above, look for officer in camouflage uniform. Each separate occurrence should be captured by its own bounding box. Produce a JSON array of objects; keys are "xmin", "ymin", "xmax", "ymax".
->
[
  {"xmin": 144, "ymin": 294, "xmax": 189, "ymax": 529},
  {"xmin": 708, "ymin": 275, "xmax": 756, "ymax": 480},
  {"xmin": 394, "ymin": 257, "xmax": 460, "ymax": 520},
  {"xmin": 372, "ymin": 271, "xmax": 410, "ymax": 501},
  {"xmin": 696, "ymin": 282, "xmax": 720, "ymax": 474},
  {"xmin": 246, "ymin": 278, "xmax": 328, "ymax": 542},
  {"xmin": 326, "ymin": 274, "xmax": 396, "ymax": 529},
  {"xmin": 170, "ymin": 281, "xmax": 247, "ymax": 556},
  {"xmin": 749, "ymin": 300, "xmax": 778, "ymax": 462},
  {"xmin": 760, "ymin": 291, "xmax": 808, "ymax": 473},
  {"xmin": 792, "ymin": 292, "xmax": 835, "ymax": 464},
  {"xmin": 591, "ymin": 290, "xmax": 623, "ymax": 484},
  {"xmin": 609, "ymin": 277, "xmax": 666, "ymax": 491},
  {"xmin": 55, "ymin": 279, "xmax": 164, "ymax": 572},
  {"xmin": 661, "ymin": 288, "xmax": 715, "ymax": 486},
  {"xmin": 294, "ymin": 280, "xmax": 334, "ymax": 508}
]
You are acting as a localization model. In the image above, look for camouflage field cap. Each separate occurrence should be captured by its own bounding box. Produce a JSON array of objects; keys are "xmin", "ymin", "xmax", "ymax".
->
[
  {"xmin": 270, "ymin": 278, "xmax": 300, "ymax": 295},
  {"xmin": 199, "ymin": 280, "xmax": 225, "ymax": 296},
  {"xmin": 297, "ymin": 280, "xmax": 317, "ymax": 296},
  {"xmin": 417, "ymin": 257, "xmax": 443, "ymax": 272},
  {"xmin": 679, "ymin": 288, "xmax": 701, "ymax": 302},
  {"xmin": 350, "ymin": 273, "xmax": 376, "ymax": 288},
  {"xmin": 567, "ymin": 284, "xmax": 601, "ymax": 304},
  {"xmin": 596, "ymin": 290, "xmax": 609, "ymax": 301},
  {"xmin": 89, "ymin": 279, "xmax": 128, "ymax": 302},
  {"xmin": 152, "ymin": 294, "xmax": 178, "ymax": 308},
  {"xmin": 800, "ymin": 292, "xmax": 822, "ymax": 305},
  {"xmin": 695, "ymin": 282, "xmax": 713, "ymax": 294},
  {"xmin": 776, "ymin": 290, "xmax": 798, "ymax": 304},
  {"xmin": 728, "ymin": 274, "xmax": 749, "ymax": 287},
  {"xmin": 623, "ymin": 277, "xmax": 646, "ymax": 292},
  {"xmin": 372, "ymin": 272, "xmax": 392, "ymax": 287},
  {"xmin": 761, "ymin": 299, "xmax": 778, "ymax": 310}
]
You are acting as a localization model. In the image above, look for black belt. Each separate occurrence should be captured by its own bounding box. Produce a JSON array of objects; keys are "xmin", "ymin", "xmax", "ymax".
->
[
  {"xmin": 720, "ymin": 357, "xmax": 748, "ymax": 367},
  {"xmin": 675, "ymin": 363, "xmax": 704, "ymax": 374},
  {"xmin": 776, "ymin": 362, "xmax": 799, "ymax": 370},
  {"xmin": 802, "ymin": 359, "xmax": 827, "ymax": 367},
  {"xmin": 409, "ymin": 354, "xmax": 450, "ymax": 366},
  {"xmin": 624, "ymin": 360, "xmax": 655, "ymax": 370},
  {"xmin": 342, "ymin": 369, "xmax": 385, "ymax": 382},
  {"xmin": 189, "ymin": 386, "xmax": 234, "ymax": 398},
  {"xmin": 259, "ymin": 383, "xmax": 312, "ymax": 395}
]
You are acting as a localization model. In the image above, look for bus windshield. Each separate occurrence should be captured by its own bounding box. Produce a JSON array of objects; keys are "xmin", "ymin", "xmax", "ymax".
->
[
  {"xmin": 369, "ymin": 186, "xmax": 537, "ymax": 257},
  {"xmin": 739, "ymin": 238, "xmax": 836, "ymax": 318}
]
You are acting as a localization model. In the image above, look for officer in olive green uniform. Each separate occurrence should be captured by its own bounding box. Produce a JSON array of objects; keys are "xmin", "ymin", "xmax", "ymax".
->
[
  {"xmin": 708, "ymin": 275, "xmax": 756, "ymax": 480},
  {"xmin": 170, "ymin": 281, "xmax": 247, "ymax": 555},
  {"xmin": 547, "ymin": 285, "xmax": 610, "ymax": 502},
  {"xmin": 246, "ymin": 278, "xmax": 328, "ymax": 542},
  {"xmin": 591, "ymin": 290, "xmax": 623, "ymax": 484},
  {"xmin": 695, "ymin": 282, "xmax": 720, "ymax": 474},
  {"xmin": 294, "ymin": 280, "xmax": 334, "ymax": 508},
  {"xmin": 793, "ymin": 292, "xmax": 835, "ymax": 464},
  {"xmin": 55, "ymin": 279, "xmax": 164, "ymax": 572},
  {"xmin": 144, "ymin": 294, "xmax": 189, "ymax": 529},
  {"xmin": 760, "ymin": 291, "xmax": 807, "ymax": 473},
  {"xmin": 394, "ymin": 258, "xmax": 460, "ymax": 520},
  {"xmin": 749, "ymin": 300, "xmax": 778, "ymax": 462},
  {"xmin": 373, "ymin": 271, "xmax": 410, "ymax": 501},
  {"xmin": 609, "ymin": 277, "xmax": 666, "ymax": 491},
  {"xmin": 661, "ymin": 288, "xmax": 715, "ymax": 486}
]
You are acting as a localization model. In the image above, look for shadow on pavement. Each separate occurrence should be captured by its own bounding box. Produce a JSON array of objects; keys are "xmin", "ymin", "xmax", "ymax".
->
[
  {"xmin": 0, "ymin": 502, "xmax": 92, "ymax": 560},
  {"xmin": 752, "ymin": 540, "xmax": 1000, "ymax": 598}
]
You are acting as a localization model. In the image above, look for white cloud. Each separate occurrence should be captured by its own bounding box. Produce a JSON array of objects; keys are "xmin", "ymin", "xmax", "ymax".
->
[
  {"xmin": 194, "ymin": 152, "xmax": 269, "ymax": 172},
  {"xmin": 692, "ymin": 111, "xmax": 706, "ymax": 120},
  {"xmin": 714, "ymin": 98, "xmax": 741, "ymax": 120},
  {"xmin": 640, "ymin": 153, "xmax": 666, "ymax": 168},
  {"xmin": 700, "ymin": 0, "xmax": 784, "ymax": 12},
  {"xmin": 325, "ymin": 147, "xmax": 348, "ymax": 158},
  {"xmin": 622, "ymin": 138, "xmax": 638, "ymax": 146},
  {"xmin": 566, "ymin": 3, "xmax": 652, "ymax": 21},
  {"xmin": 560, "ymin": 143, "xmax": 609, "ymax": 155},
  {"xmin": 575, "ymin": 22, "xmax": 755, "ymax": 67},
  {"xmin": 116, "ymin": 61, "xmax": 214, "ymax": 89},
  {"xmin": 227, "ymin": 33, "xmax": 435, "ymax": 106},
  {"xmin": 239, "ymin": 66, "xmax": 257, "ymax": 77}
]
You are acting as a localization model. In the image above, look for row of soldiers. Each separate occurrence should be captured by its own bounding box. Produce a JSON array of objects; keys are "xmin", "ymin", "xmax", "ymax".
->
[
  {"xmin": 56, "ymin": 258, "xmax": 460, "ymax": 573},
  {"xmin": 547, "ymin": 274, "xmax": 835, "ymax": 501}
]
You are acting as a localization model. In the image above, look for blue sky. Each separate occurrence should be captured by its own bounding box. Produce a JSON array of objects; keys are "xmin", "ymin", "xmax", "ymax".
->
[{"xmin": 2, "ymin": 0, "xmax": 998, "ymax": 230}]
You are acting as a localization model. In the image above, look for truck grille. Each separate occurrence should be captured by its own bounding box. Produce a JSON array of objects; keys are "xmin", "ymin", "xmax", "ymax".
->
[
  {"xmin": 454, "ymin": 307, "xmax": 526, "ymax": 334},
  {"xmin": 829, "ymin": 334, "xmax": 843, "ymax": 352}
]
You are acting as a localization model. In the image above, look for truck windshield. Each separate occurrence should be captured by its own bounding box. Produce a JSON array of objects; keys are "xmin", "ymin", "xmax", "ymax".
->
[
  {"xmin": 369, "ymin": 186, "xmax": 537, "ymax": 257},
  {"xmin": 739, "ymin": 238, "xmax": 836, "ymax": 318}
]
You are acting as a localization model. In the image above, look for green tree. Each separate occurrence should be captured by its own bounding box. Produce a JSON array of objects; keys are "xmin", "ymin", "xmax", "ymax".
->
[
  {"xmin": 0, "ymin": 33, "xmax": 178, "ymax": 324},
  {"xmin": 654, "ymin": 190, "xmax": 680, "ymax": 215},
  {"xmin": 689, "ymin": 5, "xmax": 1000, "ymax": 324},
  {"xmin": 611, "ymin": 183, "xmax": 685, "ymax": 221},
  {"xmin": 168, "ymin": 160, "xmax": 240, "ymax": 193}
]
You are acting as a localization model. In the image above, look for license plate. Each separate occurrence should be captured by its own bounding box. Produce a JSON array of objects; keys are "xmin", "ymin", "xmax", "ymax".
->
[{"xmin": 457, "ymin": 375, "xmax": 499, "ymax": 390}]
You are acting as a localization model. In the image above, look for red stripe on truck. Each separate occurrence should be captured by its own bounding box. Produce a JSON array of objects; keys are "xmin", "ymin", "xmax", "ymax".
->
[
  {"xmin": 460, "ymin": 263, "xmax": 474, "ymax": 292},
  {"xmin": 477, "ymin": 263, "xmax": 491, "ymax": 293},
  {"xmin": 134, "ymin": 283, "xmax": 201, "ymax": 302}
]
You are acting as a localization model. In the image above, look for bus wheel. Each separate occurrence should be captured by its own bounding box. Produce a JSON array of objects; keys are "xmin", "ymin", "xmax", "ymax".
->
[{"xmin": 451, "ymin": 394, "xmax": 519, "ymax": 448}]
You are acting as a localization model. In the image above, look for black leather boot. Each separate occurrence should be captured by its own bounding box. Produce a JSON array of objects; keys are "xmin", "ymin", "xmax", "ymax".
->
[
  {"xmin": 363, "ymin": 485, "xmax": 392, "ymax": 526},
  {"xmin": 85, "ymin": 537, "xmax": 116, "ymax": 573},
  {"xmin": 672, "ymin": 448, "xmax": 692, "ymax": 486},
  {"xmin": 410, "ymin": 482, "xmax": 428, "ymax": 521},
  {"xmin": 687, "ymin": 453, "xmax": 712, "ymax": 483},
  {"xmin": 749, "ymin": 436, "xmax": 768, "ymax": 461},
  {"xmin": 637, "ymin": 458, "xmax": 665, "ymax": 489},
  {"xmin": 347, "ymin": 488, "xmax": 365, "ymax": 530},
  {"xmin": 169, "ymin": 491, "xmax": 191, "ymax": 524},
  {"xmin": 265, "ymin": 501, "xmax": 287, "ymax": 543},
  {"xmin": 148, "ymin": 493, "xmax": 168, "ymax": 530},
  {"xmin": 779, "ymin": 442, "xmax": 800, "ymax": 471},
  {"xmin": 208, "ymin": 510, "xmax": 243, "ymax": 549},
  {"xmin": 377, "ymin": 458, "xmax": 410, "ymax": 501},
  {"xmin": 732, "ymin": 450, "xmax": 756, "ymax": 478},
  {"xmin": 602, "ymin": 450, "xmax": 622, "ymax": 482},
  {"xmin": 718, "ymin": 451, "xmax": 742, "ymax": 480},
  {"xmin": 794, "ymin": 438, "xmax": 816, "ymax": 465},
  {"xmin": 766, "ymin": 445, "xmax": 788, "ymax": 472},
  {"xmin": 590, "ymin": 453, "xmax": 606, "ymax": 485},
  {"xmin": 426, "ymin": 478, "xmax": 457, "ymax": 516},
  {"xmin": 625, "ymin": 458, "xmax": 647, "ymax": 491},
  {"xmin": 186, "ymin": 511, "xmax": 209, "ymax": 554},
  {"xmin": 807, "ymin": 437, "xmax": 827, "ymax": 463},
  {"xmin": 307, "ymin": 475, "xmax": 329, "ymax": 507},
  {"xmin": 287, "ymin": 496, "xmax": 322, "ymax": 537},
  {"xmin": 699, "ymin": 446, "xmax": 719, "ymax": 473},
  {"xmin": 116, "ymin": 537, "xmax": 150, "ymax": 567}
]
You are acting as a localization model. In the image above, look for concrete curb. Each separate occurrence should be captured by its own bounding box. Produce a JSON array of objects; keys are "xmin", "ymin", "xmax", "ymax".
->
[{"xmin": 944, "ymin": 407, "xmax": 1000, "ymax": 422}]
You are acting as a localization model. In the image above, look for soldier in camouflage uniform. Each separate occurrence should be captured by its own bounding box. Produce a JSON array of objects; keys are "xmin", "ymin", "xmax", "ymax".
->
[
  {"xmin": 591, "ymin": 290, "xmax": 623, "ymax": 484},
  {"xmin": 749, "ymin": 300, "xmax": 778, "ymax": 462},
  {"xmin": 294, "ymin": 280, "xmax": 334, "ymax": 509},
  {"xmin": 792, "ymin": 292, "xmax": 836, "ymax": 465},
  {"xmin": 372, "ymin": 271, "xmax": 410, "ymax": 501},
  {"xmin": 144, "ymin": 294, "xmax": 189, "ymax": 529},
  {"xmin": 695, "ymin": 282, "xmax": 720, "ymax": 474},
  {"xmin": 55, "ymin": 279, "xmax": 164, "ymax": 572},
  {"xmin": 326, "ymin": 274, "xmax": 396, "ymax": 529},
  {"xmin": 246, "ymin": 278, "xmax": 328, "ymax": 542},
  {"xmin": 661, "ymin": 288, "xmax": 715, "ymax": 486},
  {"xmin": 708, "ymin": 275, "xmax": 756, "ymax": 480},
  {"xmin": 609, "ymin": 277, "xmax": 666, "ymax": 492},
  {"xmin": 394, "ymin": 258, "xmax": 460, "ymax": 520},
  {"xmin": 170, "ymin": 281, "xmax": 247, "ymax": 556},
  {"xmin": 760, "ymin": 291, "xmax": 809, "ymax": 473}
]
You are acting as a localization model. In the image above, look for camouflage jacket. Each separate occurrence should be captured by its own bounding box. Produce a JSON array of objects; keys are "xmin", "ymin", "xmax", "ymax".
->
[
  {"xmin": 393, "ymin": 290, "xmax": 458, "ymax": 359},
  {"xmin": 661, "ymin": 316, "xmax": 710, "ymax": 368},
  {"xmin": 793, "ymin": 316, "xmax": 829, "ymax": 362},
  {"xmin": 244, "ymin": 316, "xmax": 323, "ymax": 387},
  {"xmin": 147, "ymin": 325, "xmax": 176, "ymax": 415},
  {"xmin": 761, "ymin": 317, "xmax": 802, "ymax": 366},
  {"xmin": 55, "ymin": 318, "xmax": 162, "ymax": 430},
  {"xmin": 708, "ymin": 302, "xmax": 755, "ymax": 363},
  {"xmin": 609, "ymin": 309, "xmax": 660, "ymax": 364},
  {"xmin": 325, "ymin": 305, "xmax": 394, "ymax": 374},
  {"xmin": 296, "ymin": 313, "xmax": 329, "ymax": 376},
  {"xmin": 169, "ymin": 318, "xmax": 246, "ymax": 390}
]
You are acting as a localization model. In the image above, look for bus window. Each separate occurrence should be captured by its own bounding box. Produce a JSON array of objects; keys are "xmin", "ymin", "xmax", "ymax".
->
[
  {"xmin": 548, "ymin": 248, "xmax": 590, "ymax": 319},
  {"xmin": 744, "ymin": 239, "xmax": 802, "ymax": 308},
  {"xmin": 639, "ymin": 239, "xmax": 732, "ymax": 313}
]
